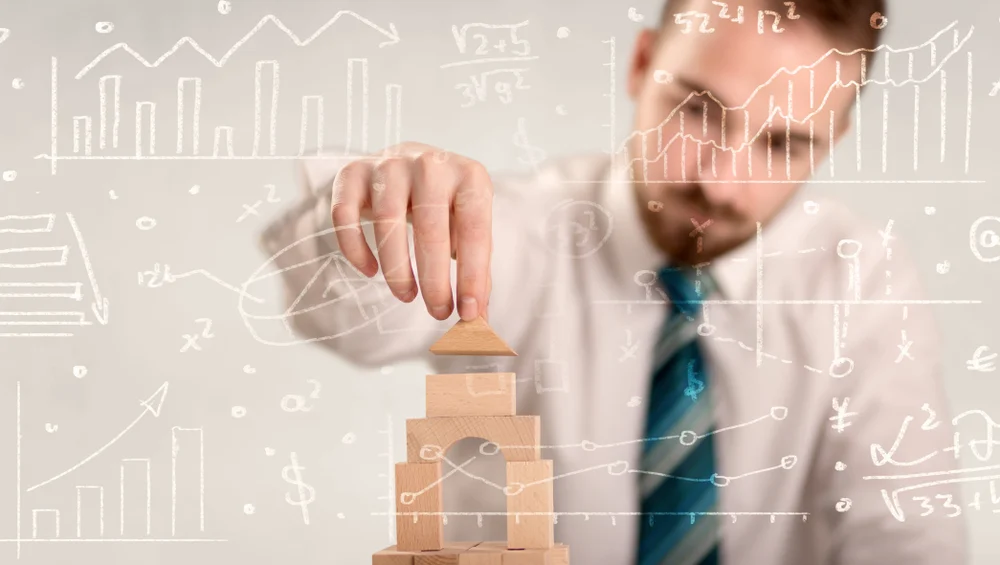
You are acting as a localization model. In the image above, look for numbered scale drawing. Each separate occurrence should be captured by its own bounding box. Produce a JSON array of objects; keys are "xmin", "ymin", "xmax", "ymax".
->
[{"xmin": 373, "ymin": 316, "xmax": 569, "ymax": 564}]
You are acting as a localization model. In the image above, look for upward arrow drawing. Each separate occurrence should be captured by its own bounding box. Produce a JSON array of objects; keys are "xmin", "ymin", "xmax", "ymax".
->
[{"xmin": 26, "ymin": 382, "xmax": 170, "ymax": 493}]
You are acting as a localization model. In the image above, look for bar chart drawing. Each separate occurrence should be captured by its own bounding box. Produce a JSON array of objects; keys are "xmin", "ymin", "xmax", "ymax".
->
[
  {"xmin": 4, "ymin": 382, "xmax": 226, "ymax": 560},
  {"xmin": 35, "ymin": 12, "xmax": 405, "ymax": 173},
  {"xmin": 0, "ymin": 213, "xmax": 108, "ymax": 338}
]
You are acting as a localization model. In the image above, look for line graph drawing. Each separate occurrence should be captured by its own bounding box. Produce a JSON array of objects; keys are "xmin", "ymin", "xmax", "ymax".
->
[
  {"xmin": 36, "ymin": 11, "xmax": 406, "ymax": 173},
  {"xmin": 25, "ymin": 383, "xmax": 170, "ymax": 493},
  {"xmin": 75, "ymin": 12, "xmax": 400, "ymax": 79},
  {"xmin": 371, "ymin": 408, "xmax": 804, "ymax": 533},
  {"xmin": 3, "ymin": 382, "xmax": 225, "ymax": 560},
  {"xmin": 611, "ymin": 22, "xmax": 979, "ymax": 184}
]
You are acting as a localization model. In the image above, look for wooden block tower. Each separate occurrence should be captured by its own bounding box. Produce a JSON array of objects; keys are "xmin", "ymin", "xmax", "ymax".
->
[{"xmin": 373, "ymin": 316, "xmax": 570, "ymax": 564}]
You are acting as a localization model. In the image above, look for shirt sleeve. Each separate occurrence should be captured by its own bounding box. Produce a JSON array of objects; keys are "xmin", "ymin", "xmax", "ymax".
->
[{"xmin": 255, "ymin": 158, "xmax": 446, "ymax": 368}]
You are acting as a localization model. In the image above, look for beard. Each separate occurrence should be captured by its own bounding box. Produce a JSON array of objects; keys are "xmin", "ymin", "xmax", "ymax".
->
[{"xmin": 632, "ymin": 181, "xmax": 748, "ymax": 266}]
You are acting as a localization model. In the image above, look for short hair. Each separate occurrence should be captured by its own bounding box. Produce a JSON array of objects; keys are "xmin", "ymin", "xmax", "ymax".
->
[{"xmin": 659, "ymin": 0, "xmax": 886, "ymax": 52}]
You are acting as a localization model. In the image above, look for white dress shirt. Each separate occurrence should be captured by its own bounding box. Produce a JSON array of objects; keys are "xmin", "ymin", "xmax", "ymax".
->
[{"xmin": 258, "ymin": 153, "xmax": 966, "ymax": 565}]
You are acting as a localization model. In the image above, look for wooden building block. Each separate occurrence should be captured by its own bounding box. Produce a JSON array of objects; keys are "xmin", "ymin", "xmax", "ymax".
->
[
  {"xmin": 426, "ymin": 373, "xmax": 516, "ymax": 417},
  {"xmin": 465, "ymin": 542, "xmax": 505, "ymax": 565},
  {"xmin": 374, "ymin": 543, "xmax": 569, "ymax": 565},
  {"xmin": 372, "ymin": 545, "xmax": 415, "ymax": 565},
  {"xmin": 412, "ymin": 542, "xmax": 480, "ymax": 565},
  {"xmin": 506, "ymin": 461, "xmax": 554, "ymax": 550},
  {"xmin": 395, "ymin": 462, "xmax": 444, "ymax": 551},
  {"xmin": 407, "ymin": 416, "xmax": 540, "ymax": 462},
  {"xmin": 430, "ymin": 316, "xmax": 517, "ymax": 356},
  {"xmin": 501, "ymin": 545, "xmax": 569, "ymax": 565}
]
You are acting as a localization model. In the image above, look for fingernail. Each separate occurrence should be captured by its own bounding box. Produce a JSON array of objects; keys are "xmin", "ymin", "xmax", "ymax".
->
[
  {"xmin": 459, "ymin": 297, "xmax": 478, "ymax": 321},
  {"xmin": 401, "ymin": 288, "xmax": 417, "ymax": 302},
  {"xmin": 430, "ymin": 305, "xmax": 451, "ymax": 319}
]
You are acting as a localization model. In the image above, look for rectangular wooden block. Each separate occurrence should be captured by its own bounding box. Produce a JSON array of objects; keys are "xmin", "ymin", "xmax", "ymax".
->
[
  {"xmin": 506, "ymin": 461, "xmax": 554, "ymax": 550},
  {"xmin": 406, "ymin": 416, "xmax": 540, "ymax": 462},
  {"xmin": 395, "ymin": 462, "xmax": 444, "ymax": 551},
  {"xmin": 465, "ymin": 542, "xmax": 504, "ymax": 565},
  {"xmin": 374, "ymin": 543, "xmax": 569, "ymax": 565},
  {"xmin": 502, "ymin": 546, "xmax": 569, "ymax": 565},
  {"xmin": 373, "ymin": 545, "xmax": 414, "ymax": 565},
  {"xmin": 426, "ymin": 373, "xmax": 516, "ymax": 417},
  {"xmin": 413, "ymin": 542, "xmax": 480, "ymax": 565},
  {"xmin": 474, "ymin": 543, "xmax": 569, "ymax": 565}
]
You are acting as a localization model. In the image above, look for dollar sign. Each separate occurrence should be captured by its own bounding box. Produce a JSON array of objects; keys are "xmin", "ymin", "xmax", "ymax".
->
[
  {"xmin": 684, "ymin": 360, "xmax": 705, "ymax": 401},
  {"xmin": 282, "ymin": 452, "xmax": 315, "ymax": 525},
  {"xmin": 513, "ymin": 117, "xmax": 546, "ymax": 167}
]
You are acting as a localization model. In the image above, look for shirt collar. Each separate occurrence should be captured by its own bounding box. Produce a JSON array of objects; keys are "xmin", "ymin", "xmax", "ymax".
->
[{"xmin": 601, "ymin": 160, "xmax": 759, "ymax": 301}]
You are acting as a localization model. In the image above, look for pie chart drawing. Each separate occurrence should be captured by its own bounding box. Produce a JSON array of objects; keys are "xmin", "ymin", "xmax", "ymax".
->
[{"xmin": 239, "ymin": 225, "xmax": 406, "ymax": 347}]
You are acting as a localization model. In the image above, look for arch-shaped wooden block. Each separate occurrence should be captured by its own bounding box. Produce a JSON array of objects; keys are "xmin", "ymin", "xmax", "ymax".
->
[{"xmin": 406, "ymin": 416, "xmax": 540, "ymax": 463}]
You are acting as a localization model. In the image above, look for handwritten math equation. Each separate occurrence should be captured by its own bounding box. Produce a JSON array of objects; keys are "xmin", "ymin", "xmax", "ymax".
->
[
  {"xmin": 866, "ymin": 406, "xmax": 1000, "ymax": 522},
  {"xmin": 447, "ymin": 21, "xmax": 534, "ymax": 108},
  {"xmin": 672, "ymin": 1, "xmax": 800, "ymax": 35}
]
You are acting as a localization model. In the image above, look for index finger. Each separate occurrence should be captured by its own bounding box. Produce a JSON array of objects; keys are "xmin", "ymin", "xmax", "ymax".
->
[{"xmin": 453, "ymin": 161, "xmax": 493, "ymax": 322}]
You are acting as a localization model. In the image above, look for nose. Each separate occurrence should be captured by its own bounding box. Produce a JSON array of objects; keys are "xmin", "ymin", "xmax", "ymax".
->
[{"xmin": 691, "ymin": 140, "xmax": 747, "ymax": 214}]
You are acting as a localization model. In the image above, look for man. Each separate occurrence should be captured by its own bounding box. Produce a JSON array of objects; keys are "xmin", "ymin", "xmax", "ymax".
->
[{"xmin": 259, "ymin": 0, "xmax": 966, "ymax": 563}]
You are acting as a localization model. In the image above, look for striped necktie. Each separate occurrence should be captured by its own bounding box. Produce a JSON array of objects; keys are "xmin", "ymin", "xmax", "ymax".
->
[{"xmin": 636, "ymin": 266, "xmax": 720, "ymax": 565}]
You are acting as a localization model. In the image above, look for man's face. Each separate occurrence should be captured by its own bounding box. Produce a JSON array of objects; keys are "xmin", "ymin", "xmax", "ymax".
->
[{"xmin": 626, "ymin": 0, "xmax": 862, "ymax": 265}]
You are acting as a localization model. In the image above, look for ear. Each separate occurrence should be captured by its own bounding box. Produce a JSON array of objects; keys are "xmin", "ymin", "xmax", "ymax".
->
[{"xmin": 627, "ymin": 28, "xmax": 661, "ymax": 100}]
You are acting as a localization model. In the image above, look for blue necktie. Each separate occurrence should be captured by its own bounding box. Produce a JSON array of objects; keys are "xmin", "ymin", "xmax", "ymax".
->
[{"xmin": 636, "ymin": 266, "xmax": 720, "ymax": 565}]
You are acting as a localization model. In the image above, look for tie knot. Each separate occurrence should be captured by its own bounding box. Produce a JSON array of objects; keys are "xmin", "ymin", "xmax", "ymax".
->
[{"xmin": 657, "ymin": 266, "xmax": 714, "ymax": 316}]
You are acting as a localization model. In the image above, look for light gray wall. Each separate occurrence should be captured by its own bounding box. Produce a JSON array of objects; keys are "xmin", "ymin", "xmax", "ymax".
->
[{"xmin": 0, "ymin": 0, "xmax": 998, "ymax": 563}]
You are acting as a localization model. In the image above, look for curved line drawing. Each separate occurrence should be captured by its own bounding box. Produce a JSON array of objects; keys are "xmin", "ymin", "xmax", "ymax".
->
[{"xmin": 25, "ymin": 382, "xmax": 169, "ymax": 492}]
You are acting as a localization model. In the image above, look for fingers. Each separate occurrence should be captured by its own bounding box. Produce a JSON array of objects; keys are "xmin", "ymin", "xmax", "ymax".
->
[
  {"xmin": 371, "ymin": 157, "xmax": 418, "ymax": 302},
  {"xmin": 330, "ymin": 161, "xmax": 377, "ymax": 277},
  {"xmin": 453, "ymin": 161, "xmax": 493, "ymax": 322},
  {"xmin": 412, "ymin": 152, "xmax": 457, "ymax": 320}
]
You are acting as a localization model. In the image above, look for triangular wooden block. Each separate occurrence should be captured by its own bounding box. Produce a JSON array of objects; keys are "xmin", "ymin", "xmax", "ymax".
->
[{"xmin": 429, "ymin": 316, "xmax": 517, "ymax": 356}]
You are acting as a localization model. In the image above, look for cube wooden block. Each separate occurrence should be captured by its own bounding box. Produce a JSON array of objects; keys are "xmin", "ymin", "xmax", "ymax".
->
[
  {"xmin": 406, "ymin": 416, "xmax": 540, "ymax": 462},
  {"xmin": 395, "ymin": 462, "xmax": 444, "ymax": 551},
  {"xmin": 506, "ymin": 461, "xmax": 554, "ymax": 549},
  {"xmin": 426, "ymin": 373, "xmax": 517, "ymax": 417},
  {"xmin": 429, "ymin": 316, "xmax": 517, "ymax": 356}
]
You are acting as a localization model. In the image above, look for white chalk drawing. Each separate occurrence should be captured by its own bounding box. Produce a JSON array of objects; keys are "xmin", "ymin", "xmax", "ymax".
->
[
  {"xmin": 0, "ymin": 214, "xmax": 108, "ymax": 337},
  {"xmin": 5, "ymin": 383, "xmax": 223, "ymax": 559}
]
